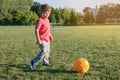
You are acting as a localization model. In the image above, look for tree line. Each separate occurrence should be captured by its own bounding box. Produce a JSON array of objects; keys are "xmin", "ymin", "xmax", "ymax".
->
[
  {"xmin": 0, "ymin": 0, "xmax": 120, "ymax": 26},
  {"xmin": 0, "ymin": 0, "xmax": 37, "ymax": 25}
]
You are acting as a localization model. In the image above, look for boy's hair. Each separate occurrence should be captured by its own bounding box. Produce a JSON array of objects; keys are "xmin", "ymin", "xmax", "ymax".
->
[{"xmin": 41, "ymin": 4, "xmax": 51, "ymax": 12}]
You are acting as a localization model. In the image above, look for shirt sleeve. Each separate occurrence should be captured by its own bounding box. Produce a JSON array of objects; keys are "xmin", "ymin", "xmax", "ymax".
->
[{"xmin": 35, "ymin": 19, "xmax": 42, "ymax": 29}]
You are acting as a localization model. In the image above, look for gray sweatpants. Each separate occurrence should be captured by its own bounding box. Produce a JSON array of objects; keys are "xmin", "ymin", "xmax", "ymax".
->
[{"xmin": 32, "ymin": 41, "xmax": 50, "ymax": 65}]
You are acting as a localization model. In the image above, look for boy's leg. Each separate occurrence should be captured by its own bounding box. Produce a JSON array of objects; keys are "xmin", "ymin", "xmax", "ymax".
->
[
  {"xmin": 43, "ymin": 42, "xmax": 50, "ymax": 65},
  {"xmin": 32, "ymin": 44, "xmax": 44, "ymax": 64},
  {"xmin": 31, "ymin": 41, "xmax": 50, "ymax": 65},
  {"xmin": 30, "ymin": 41, "xmax": 51, "ymax": 69},
  {"xmin": 30, "ymin": 44, "xmax": 44, "ymax": 70}
]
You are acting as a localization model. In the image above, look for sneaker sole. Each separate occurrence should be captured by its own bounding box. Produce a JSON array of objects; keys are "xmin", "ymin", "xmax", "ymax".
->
[{"xmin": 29, "ymin": 61, "xmax": 34, "ymax": 70}]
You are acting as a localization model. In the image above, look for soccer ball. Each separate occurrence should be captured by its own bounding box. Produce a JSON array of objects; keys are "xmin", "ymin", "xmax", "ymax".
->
[{"xmin": 74, "ymin": 58, "xmax": 89, "ymax": 74}]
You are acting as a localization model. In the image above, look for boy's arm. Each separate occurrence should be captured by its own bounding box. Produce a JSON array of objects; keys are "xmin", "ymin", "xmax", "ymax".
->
[
  {"xmin": 35, "ymin": 19, "xmax": 42, "ymax": 44},
  {"xmin": 50, "ymin": 34, "xmax": 53, "ymax": 41},
  {"xmin": 35, "ymin": 28, "xmax": 42, "ymax": 44}
]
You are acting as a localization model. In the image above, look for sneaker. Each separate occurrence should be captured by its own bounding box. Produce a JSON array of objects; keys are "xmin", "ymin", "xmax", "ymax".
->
[
  {"xmin": 43, "ymin": 63, "xmax": 52, "ymax": 67},
  {"xmin": 29, "ymin": 60, "xmax": 36, "ymax": 70}
]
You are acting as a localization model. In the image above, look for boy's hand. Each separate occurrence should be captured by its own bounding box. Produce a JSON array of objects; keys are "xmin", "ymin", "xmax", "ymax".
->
[
  {"xmin": 50, "ymin": 35, "xmax": 53, "ymax": 41},
  {"xmin": 36, "ymin": 40, "xmax": 42, "ymax": 44}
]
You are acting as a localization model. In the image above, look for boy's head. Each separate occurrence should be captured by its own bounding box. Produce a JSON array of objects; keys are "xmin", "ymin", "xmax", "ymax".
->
[
  {"xmin": 41, "ymin": 4, "xmax": 51, "ymax": 12},
  {"xmin": 40, "ymin": 4, "xmax": 51, "ymax": 19}
]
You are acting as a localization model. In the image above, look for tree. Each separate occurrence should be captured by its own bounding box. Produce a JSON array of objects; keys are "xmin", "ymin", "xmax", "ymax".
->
[
  {"xmin": 0, "ymin": 0, "xmax": 33, "ymax": 16},
  {"xmin": 30, "ymin": 2, "xmax": 41, "ymax": 17},
  {"xmin": 96, "ymin": 3, "xmax": 120, "ymax": 24},
  {"xmin": 0, "ymin": 0, "xmax": 9, "ymax": 16},
  {"xmin": 70, "ymin": 9, "xmax": 77, "ymax": 25},
  {"xmin": 76, "ymin": 12, "xmax": 81, "ymax": 25},
  {"xmin": 0, "ymin": 0, "xmax": 35, "ymax": 25},
  {"xmin": 61, "ymin": 8, "xmax": 70, "ymax": 25},
  {"xmin": 49, "ymin": 7, "xmax": 56, "ymax": 23},
  {"xmin": 12, "ymin": 11, "xmax": 37, "ymax": 25},
  {"xmin": 16, "ymin": 0, "xmax": 33, "ymax": 12},
  {"xmin": 96, "ymin": 6, "xmax": 106, "ymax": 23},
  {"xmin": 54, "ymin": 8, "xmax": 61, "ymax": 23},
  {"xmin": 83, "ymin": 7, "xmax": 94, "ymax": 24}
]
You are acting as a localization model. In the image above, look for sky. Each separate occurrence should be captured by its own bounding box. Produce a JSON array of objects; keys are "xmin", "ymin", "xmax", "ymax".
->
[{"xmin": 34, "ymin": 0, "xmax": 120, "ymax": 13}]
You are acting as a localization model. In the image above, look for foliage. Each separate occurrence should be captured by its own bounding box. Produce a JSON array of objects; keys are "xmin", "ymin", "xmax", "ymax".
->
[
  {"xmin": 70, "ymin": 9, "xmax": 77, "ymax": 25},
  {"xmin": 0, "ymin": 25, "xmax": 120, "ymax": 80},
  {"xmin": 0, "ymin": 11, "xmax": 37, "ymax": 25},
  {"xmin": 0, "ymin": 0, "xmax": 33, "ymax": 16},
  {"xmin": 0, "ymin": 0, "xmax": 35, "ymax": 25},
  {"xmin": 13, "ymin": 12, "xmax": 37, "ymax": 25},
  {"xmin": 0, "ymin": 1, "xmax": 120, "ymax": 25},
  {"xmin": 83, "ymin": 7, "xmax": 94, "ymax": 24},
  {"xmin": 96, "ymin": 7, "xmax": 106, "ymax": 23},
  {"xmin": 30, "ymin": 2, "xmax": 41, "ymax": 17},
  {"xmin": 96, "ymin": 3, "xmax": 120, "ymax": 23}
]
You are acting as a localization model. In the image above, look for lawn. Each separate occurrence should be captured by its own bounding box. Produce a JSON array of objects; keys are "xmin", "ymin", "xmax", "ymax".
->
[{"xmin": 0, "ymin": 25, "xmax": 120, "ymax": 80}]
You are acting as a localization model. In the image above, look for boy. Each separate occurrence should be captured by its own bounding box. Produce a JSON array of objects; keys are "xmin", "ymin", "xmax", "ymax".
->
[{"xmin": 30, "ymin": 4, "xmax": 53, "ymax": 70}]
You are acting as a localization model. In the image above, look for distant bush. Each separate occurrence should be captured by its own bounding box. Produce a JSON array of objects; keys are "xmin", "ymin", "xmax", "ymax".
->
[{"xmin": 0, "ymin": 11, "xmax": 38, "ymax": 25}]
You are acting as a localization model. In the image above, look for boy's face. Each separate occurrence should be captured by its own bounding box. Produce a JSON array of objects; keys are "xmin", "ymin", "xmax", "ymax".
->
[{"xmin": 41, "ymin": 11, "xmax": 51, "ymax": 19}]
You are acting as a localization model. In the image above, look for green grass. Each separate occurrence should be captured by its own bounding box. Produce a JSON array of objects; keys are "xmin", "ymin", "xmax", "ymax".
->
[{"xmin": 0, "ymin": 25, "xmax": 120, "ymax": 80}]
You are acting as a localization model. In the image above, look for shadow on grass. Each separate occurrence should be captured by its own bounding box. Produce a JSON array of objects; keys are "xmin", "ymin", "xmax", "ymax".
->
[
  {"xmin": 0, "ymin": 63, "xmax": 29, "ymax": 69},
  {"xmin": 24, "ymin": 69, "xmax": 77, "ymax": 74},
  {"xmin": 0, "ymin": 64, "xmax": 77, "ymax": 74}
]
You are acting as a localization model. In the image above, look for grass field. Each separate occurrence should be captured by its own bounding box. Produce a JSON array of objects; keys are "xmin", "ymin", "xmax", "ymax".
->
[{"xmin": 0, "ymin": 25, "xmax": 120, "ymax": 80}]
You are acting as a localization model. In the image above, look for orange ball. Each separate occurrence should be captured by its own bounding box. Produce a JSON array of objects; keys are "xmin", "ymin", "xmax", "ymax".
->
[{"xmin": 74, "ymin": 58, "xmax": 89, "ymax": 74}]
